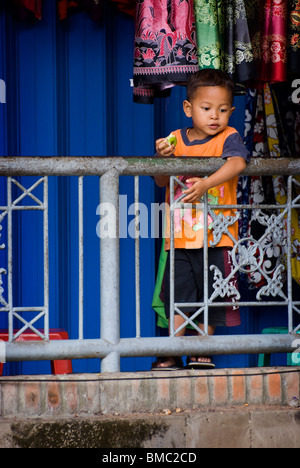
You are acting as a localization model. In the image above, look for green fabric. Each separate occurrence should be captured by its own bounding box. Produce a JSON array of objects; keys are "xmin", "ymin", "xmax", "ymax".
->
[
  {"xmin": 151, "ymin": 239, "xmax": 195, "ymax": 330},
  {"xmin": 194, "ymin": 0, "xmax": 224, "ymax": 70},
  {"xmin": 152, "ymin": 239, "xmax": 169, "ymax": 329}
]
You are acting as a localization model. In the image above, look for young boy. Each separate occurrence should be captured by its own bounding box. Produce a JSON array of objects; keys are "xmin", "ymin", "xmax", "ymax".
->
[{"xmin": 152, "ymin": 69, "xmax": 250, "ymax": 370}]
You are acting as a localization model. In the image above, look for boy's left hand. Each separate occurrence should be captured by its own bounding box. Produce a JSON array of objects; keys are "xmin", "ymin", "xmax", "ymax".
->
[{"xmin": 181, "ymin": 177, "xmax": 208, "ymax": 204}]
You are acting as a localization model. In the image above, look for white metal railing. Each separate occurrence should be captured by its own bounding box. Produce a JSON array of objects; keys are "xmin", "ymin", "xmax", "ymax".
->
[{"xmin": 0, "ymin": 156, "xmax": 300, "ymax": 373}]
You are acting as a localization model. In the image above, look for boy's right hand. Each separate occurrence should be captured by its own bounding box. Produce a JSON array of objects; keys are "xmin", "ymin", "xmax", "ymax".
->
[{"xmin": 155, "ymin": 138, "xmax": 176, "ymax": 157}]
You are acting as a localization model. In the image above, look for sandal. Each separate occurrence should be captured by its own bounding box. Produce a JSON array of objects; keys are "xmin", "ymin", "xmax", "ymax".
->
[
  {"xmin": 151, "ymin": 357, "xmax": 183, "ymax": 371},
  {"xmin": 186, "ymin": 356, "xmax": 215, "ymax": 370}
]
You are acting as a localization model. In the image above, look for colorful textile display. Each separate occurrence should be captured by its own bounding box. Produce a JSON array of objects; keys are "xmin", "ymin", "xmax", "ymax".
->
[{"xmin": 194, "ymin": 0, "xmax": 256, "ymax": 83}]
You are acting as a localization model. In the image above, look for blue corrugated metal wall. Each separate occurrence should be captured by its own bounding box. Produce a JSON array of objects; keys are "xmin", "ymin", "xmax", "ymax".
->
[{"xmin": 0, "ymin": 2, "xmax": 288, "ymax": 374}]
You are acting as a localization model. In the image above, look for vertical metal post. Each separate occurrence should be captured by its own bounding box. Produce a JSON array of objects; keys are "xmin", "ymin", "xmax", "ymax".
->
[
  {"xmin": 7, "ymin": 177, "xmax": 13, "ymax": 342},
  {"xmin": 134, "ymin": 176, "xmax": 141, "ymax": 338},
  {"xmin": 203, "ymin": 192, "xmax": 209, "ymax": 335},
  {"xmin": 287, "ymin": 176, "xmax": 293, "ymax": 333},
  {"xmin": 169, "ymin": 176, "xmax": 175, "ymax": 337},
  {"xmin": 78, "ymin": 176, "xmax": 84, "ymax": 340},
  {"xmin": 100, "ymin": 169, "xmax": 120, "ymax": 372},
  {"xmin": 43, "ymin": 177, "xmax": 49, "ymax": 340}
]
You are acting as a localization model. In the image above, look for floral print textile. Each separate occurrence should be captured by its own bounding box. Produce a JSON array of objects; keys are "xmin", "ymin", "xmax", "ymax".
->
[
  {"xmin": 194, "ymin": 0, "xmax": 256, "ymax": 83},
  {"xmin": 133, "ymin": 0, "xmax": 199, "ymax": 104},
  {"xmin": 288, "ymin": 0, "xmax": 300, "ymax": 72},
  {"xmin": 259, "ymin": 0, "xmax": 288, "ymax": 82}
]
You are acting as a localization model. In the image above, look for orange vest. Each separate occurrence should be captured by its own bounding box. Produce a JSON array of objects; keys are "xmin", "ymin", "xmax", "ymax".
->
[{"xmin": 164, "ymin": 127, "xmax": 241, "ymax": 250}]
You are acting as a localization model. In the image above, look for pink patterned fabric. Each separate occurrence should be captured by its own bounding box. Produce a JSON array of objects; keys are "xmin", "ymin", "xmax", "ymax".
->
[{"xmin": 133, "ymin": 0, "xmax": 199, "ymax": 103}]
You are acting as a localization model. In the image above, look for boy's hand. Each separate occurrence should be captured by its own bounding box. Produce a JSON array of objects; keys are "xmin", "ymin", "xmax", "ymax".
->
[
  {"xmin": 156, "ymin": 138, "xmax": 176, "ymax": 157},
  {"xmin": 181, "ymin": 157, "xmax": 247, "ymax": 204},
  {"xmin": 181, "ymin": 177, "xmax": 208, "ymax": 204}
]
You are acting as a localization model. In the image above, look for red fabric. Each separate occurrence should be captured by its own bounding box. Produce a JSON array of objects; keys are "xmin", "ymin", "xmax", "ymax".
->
[
  {"xmin": 133, "ymin": 0, "xmax": 198, "ymax": 103},
  {"xmin": 259, "ymin": 0, "xmax": 288, "ymax": 82},
  {"xmin": 110, "ymin": 0, "xmax": 136, "ymax": 17},
  {"xmin": 57, "ymin": 0, "xmax": 78, "ymax": 20},
  {"xmin": 14, "ymin": 0, "xmax": 42, "ymax": 19}
]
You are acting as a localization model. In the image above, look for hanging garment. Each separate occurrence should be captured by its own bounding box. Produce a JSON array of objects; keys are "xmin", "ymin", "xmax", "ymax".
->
[
  {"xmin": 271, "ymin": 81, "xmax": 299, "ymax": 157},
  {"xmin": 57, "ymin": 0, "xmax": 79, "ymax": 19},
  {"xmin": 264, "ymin": 83, "xmax": 281, "ymax": 158},
  {"xmin": 247, "ymin": 176, "xmax": 277, "ymax": 288},
  {"xmin": 223, "ymin": 0, "xmax": 256, "ymax": 83},
  {"xmin": 273, "ymin": 175, "xmax": 300, "ymax": 286},
  {"xmin": 288, "ymin": 0, "xmax": 300, "ymax": 74},
  {"xmin": 151, "ymin": 239, "xmax": 168, "ymax": 329},
  {"xmin": 194, "ymin": 0, "xmax": 256, "ymax": 83},
  {"xmin": 133, "ymin": 0, "xmax": 199, "ymax": 104},
  {"xmin": 259, "ymin": 0, "xmax": 288, "ymax": 82},
  {"xmin": 265, "ymin": 82, "xmax": 300, "ymax": 285},
  {"xmin": 264, "ymin": 83, "xmax": 300, "ymax": 286},
  {"xmin": 110, "ymin": 0, "xmax": 136, "ymax": 17},
  {"xmin": 295, "ymin": 111, "xmax": 300, "ymax": 157},
  {"xmin": 252, "ymin": 90, "xmax": 270, "ymax": 158},
  {"xmin": 246, "ymin": 84, "xmax": 286, "ymax": 288},
  {"xmin": 57, "ymin": 0, "xmax": 103, "ymax": 21},
  {"xmin": 237, "ymin": 88, "xmax": 256, "ymax": 241},
  {"xmin": 193, "ymin": 0, "xmax": 224, "ymax": 70},
  {"xmin": 13, "ymin": 0, "xmax": 42, "ymax": 20}
]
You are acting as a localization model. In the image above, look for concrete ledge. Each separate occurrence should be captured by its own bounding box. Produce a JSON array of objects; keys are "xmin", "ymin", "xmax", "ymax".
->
[
  {"xmin": 0, "ymin": 407, "xmax": 299, "ymax": 448},
  {"xmin": 0, "ymin": 367, "xmax": 299, "ymax": 418}
]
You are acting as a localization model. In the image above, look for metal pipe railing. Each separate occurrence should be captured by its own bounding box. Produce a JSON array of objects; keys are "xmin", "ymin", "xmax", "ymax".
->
[
  {"xmin": 0, "ymin": 157, "xmax": 300, "ymax": 373},
  {"xmin": 1, "ymin": 156, "xmax": 300, "ymax": 177}
]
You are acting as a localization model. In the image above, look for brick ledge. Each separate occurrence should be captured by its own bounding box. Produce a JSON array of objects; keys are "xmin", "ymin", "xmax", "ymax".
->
[{"xmin": 0, "ymin": 367, "xmax": 299, "ymax": 417}]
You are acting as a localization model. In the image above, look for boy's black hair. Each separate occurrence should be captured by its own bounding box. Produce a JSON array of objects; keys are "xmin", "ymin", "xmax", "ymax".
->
[{"xmin": 186, "ymin": 69, "xmax": 235, "ymax": 104}]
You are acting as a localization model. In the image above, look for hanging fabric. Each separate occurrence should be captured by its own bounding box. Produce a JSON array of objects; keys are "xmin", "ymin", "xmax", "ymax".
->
[
  {"xmin": 252, "ymin": 90, "xmax": 270, "ymax": 158},
  {"xmin": 151, "ymin": 239, "xmax": 168, "ymax": 329},
  {"xmin": 194, "ymin": 0, "xmax": 256, "ymax": 84},
  {"xmin": 193, "ymin": 0, "xmax": 224, "ymax": 70},
  {"xmin": 265, "ymin": 83, "xmax": 300, "ymax": 285},
  {"xmin": 13, "ymin": 0, "xmax": 42, "ymax": 20},
  {"xmin": 245, "ymin": 84, "xmax": 288, "ymax": 288},
  {"xmin": 133, "ymin": 0, "xmax": 199, "ymax": 104},
  {"xmin": 264, "ymin": 83, "xmax": 281, "ymax": 158},
  {"xmin": 272, "ymin": 175, "xmax": 300, "ymax": 286},
  {"xmin": 258, "ymin": 0, "xmax": 288, "ymax": 82},
  {"xmin": 223, "ymin": 0, "xmax": 256, "ymax": 83},
  {"xmin": 237, "ymin": 88, "xmax": 256, "ymax": 241},
  {"xmin": 288, "ymin": 0, "xmax": 300, "ymax": 73},
  {"xmin": 270, "ymin": 81, "xmax": 299, "ymax": 157},
  {"xmin": 57, "ymin": 0, "xmax": 103, "ymax": 21},
  {"xmin": 110, "ymin": 0, "xmax": 136, "ymax": 17}
]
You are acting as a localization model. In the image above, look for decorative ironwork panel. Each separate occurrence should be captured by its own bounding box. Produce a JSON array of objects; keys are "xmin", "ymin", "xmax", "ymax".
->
[
  {"xmin": 0, "ymin": 177, "xmax": 49, "ymax": 341},
  {"xmin": 170, "ymin": 175, "xmax": 300, "ymax": 337}
]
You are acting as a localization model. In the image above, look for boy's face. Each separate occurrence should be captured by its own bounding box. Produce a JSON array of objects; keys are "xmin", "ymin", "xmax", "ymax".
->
[{"xmin": 183, "ymin": 86, "xmax": 235, "ymax": 140}]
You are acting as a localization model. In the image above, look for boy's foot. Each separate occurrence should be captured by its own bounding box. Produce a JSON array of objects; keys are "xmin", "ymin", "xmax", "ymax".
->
[
  {"xmin": 151, "ymin": 357, "xmax": 183, "ymax": 371},
  {"xmin": 186, "ymin": 356, "xmax": 215, "ymax": 369}
]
